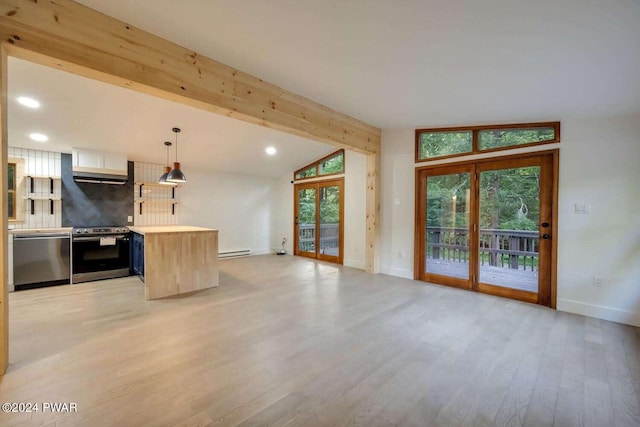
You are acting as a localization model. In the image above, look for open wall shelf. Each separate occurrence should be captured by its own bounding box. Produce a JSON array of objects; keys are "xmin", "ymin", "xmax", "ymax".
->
[{"xmin": 134, "ymin": 182, "xmax": 179, "ymax": 215}]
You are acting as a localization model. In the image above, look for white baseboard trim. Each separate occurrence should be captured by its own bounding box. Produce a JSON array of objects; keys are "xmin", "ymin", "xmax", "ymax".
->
[
  {"xmin": 344, "ymin": 259, "xmax": 365, "ymax": 270},
  {"xmin": 217, "ymin": 248, "xmax": 272, "ymax": 259},
  {"xmin": 380, "ymin": 266, "xmax": 413, "ymax": 280},
  {"xmin": 557, "ymin": 298, "xmax": 640, "ymax": 327},
  {"xmin": 251, "ymin": 248, "xmax": 273, "ymax": 256}
]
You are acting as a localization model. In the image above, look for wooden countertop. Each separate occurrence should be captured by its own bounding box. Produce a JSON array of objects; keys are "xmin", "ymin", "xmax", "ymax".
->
[
  {"xmin": 129, "ymin": 225, "xmax": 217, "ymax": 235},
  {"xmin": 9, "ymin": 227, "xmax": 73, "ymax": 235}
]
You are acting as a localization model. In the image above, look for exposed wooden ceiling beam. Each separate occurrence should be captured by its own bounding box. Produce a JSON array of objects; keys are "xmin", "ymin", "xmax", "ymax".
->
[
  {"xmin": 0, "ymin": 1, "xmax": 383, "ymax": 374},
  {"xmin": 0, "ymin": 0, "xmax": 381, "ymax": 154}
]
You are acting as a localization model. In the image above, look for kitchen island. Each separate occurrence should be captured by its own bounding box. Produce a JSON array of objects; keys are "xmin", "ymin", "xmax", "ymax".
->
[{"xmin": 129, "ymin": 226, "xmax": 219, "ymax": 300}]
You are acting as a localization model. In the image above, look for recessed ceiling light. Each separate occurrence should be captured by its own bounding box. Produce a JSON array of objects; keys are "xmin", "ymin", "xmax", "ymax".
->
[
  {"xmin": 29, "ymin": 133, "xmax": 49, "ymax": 142},
  {"xmin": 17, "ymin": 96, "xmax": 40, "ymax": 109},
  {"xmin": 265, "ymin": 146, "xmax": 277, "ymax": 155}
]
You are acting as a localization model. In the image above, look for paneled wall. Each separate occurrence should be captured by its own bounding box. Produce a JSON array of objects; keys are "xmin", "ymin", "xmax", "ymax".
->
[
  {"xmin": 8, "ymin": 147, "xmax": 62, "ymax": 229},
  {"xmin": 134, "ymin": 162, "xmax": 180, "ymax": 226}
]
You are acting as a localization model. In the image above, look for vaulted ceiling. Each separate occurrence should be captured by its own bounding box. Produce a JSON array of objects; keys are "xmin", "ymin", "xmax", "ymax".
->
[
  {"xmin": 8, "ymin": 1, "xmax": 640, "ymax": 177},
  {"xmin": 75, "ymin": 0, "xmax": 640, "ymax": 128},
  {"xmin": 8, "ymin": 58, "xmax": 335, "ymax": 177}
]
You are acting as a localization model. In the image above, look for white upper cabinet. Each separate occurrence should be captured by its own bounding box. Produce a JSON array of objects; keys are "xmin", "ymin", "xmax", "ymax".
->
[
  {"xmin": 72, "ymin": 148, "xmax": 127, "ymax": 176},
  {"xmin": 103, "ymin": 152, "xmax": 128, "ymax": 172},
  {"xmin": 73, "ymin": 149, "xmax": 103, "ymax": 169}
]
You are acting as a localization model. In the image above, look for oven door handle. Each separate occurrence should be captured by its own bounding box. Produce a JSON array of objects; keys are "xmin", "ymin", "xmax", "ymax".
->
[
  {"xmin": 14, "ymin": 234, "xmax": 70, "ymax": 240},
  {"xmin": 73, "ymin": 235, "xmax": 128, "ymax": 242}
]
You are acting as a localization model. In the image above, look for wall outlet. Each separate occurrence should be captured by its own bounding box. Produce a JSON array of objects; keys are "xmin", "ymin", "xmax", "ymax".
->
[
  {"xmin": 127, "ymin": 216, "xmax": 133, "ymax": 223},
  {"xmin": 593, "ymin": 275, "xmax": 605, "ymax": 288},
  {"xmin": 575, "ymin": 203, "xmax": 592, "ymax": 214}
]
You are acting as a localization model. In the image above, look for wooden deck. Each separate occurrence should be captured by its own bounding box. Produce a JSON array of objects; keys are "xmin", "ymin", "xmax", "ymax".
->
[{"xmin": 426, "ymin": 258, "xmax": 538, "ymax": 292}]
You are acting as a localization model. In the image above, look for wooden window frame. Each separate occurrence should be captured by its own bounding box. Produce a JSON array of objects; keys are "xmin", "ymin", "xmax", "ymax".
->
[
  {"xmin": 8, "ymin": 157, "xmax": 25, "ymax": 223},
  {"xmin": 414, "ymin": 149, "xmax": 560, "ymax": 308},
  {"xmin": 293, "ymin": 178, "xmax": 345, "ymax": 265},
  {"xmin": 294, "ymin": 149, "xmax": 345, "ymax": 181},
  {"xmin": 415, "ymin": 122, "xmax": 560, "ymax": 163},
  {"xmin": 8, "ymin": 161, "xmax": 15, "ymax": 220}
]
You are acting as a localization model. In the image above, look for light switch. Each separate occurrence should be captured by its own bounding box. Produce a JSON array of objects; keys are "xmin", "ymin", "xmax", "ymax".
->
[
  {"xmin": 127, "ymin": 216, "xmax": 133, "ymax": 223},
  {"xmin": 574, "ymin": 203, "xmax": 592, "ymax": 214}
]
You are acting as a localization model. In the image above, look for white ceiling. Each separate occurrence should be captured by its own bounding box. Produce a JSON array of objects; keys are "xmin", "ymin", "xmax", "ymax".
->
[
  {"xmin": 73, "ymin": 0, "xmax": 640, "ymax": 129},
  {"xmin": 9, "ymin": 0, "xmax": 640, "ymax": 174},
  {"xmin": 8, "ymin": 58, "xmax": 335, "ymax": 177}
]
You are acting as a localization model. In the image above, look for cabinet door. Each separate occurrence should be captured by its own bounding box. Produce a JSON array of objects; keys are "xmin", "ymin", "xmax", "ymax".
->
[
  {"xmin": 103, "ymin": 152, "xmax": 127, "ymax": 173},
  {"xmin": 73, "ymin": 149, "xmax": 103, "ymax": 169},
  {"xmin": 131, "ymin": 233, "xmax": 145, "ymax": 276}
]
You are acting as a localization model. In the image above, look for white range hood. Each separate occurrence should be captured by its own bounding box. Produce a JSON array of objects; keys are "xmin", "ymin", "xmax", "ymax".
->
[{"xmin": 72, "ymin": 148, "xmax": 128, "ymax": 184}]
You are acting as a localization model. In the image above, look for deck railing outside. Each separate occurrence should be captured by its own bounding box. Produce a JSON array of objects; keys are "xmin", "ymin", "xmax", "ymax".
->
[
  {"xmin": 427, "ymin": 226, "xmax": 539, "ymax": 271},
  {"xmin": 298, "ymin": 223, "xmax": 339, "ymax": 254},
  {"xmin": 297, "ymin": 224, "xmax": 538, "ymax": 271}
]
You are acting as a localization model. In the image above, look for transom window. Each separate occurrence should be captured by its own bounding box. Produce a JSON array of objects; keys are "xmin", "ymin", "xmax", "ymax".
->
[
  {"xmin": 416, "ymin": 122, "xmax": 560, "ymax": 162},
  {"xmin": 294, "ymin": 149, "xmax": 344, "ymax": 181}
]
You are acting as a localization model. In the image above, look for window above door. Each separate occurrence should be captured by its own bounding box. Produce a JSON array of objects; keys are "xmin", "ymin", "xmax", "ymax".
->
[
  {"xmin": 416, "ymin": 122, "xmax": 560, "ymax": 162},
  {"xmin": 294, "ymin": 149, "xmax": 345, "ymax": 181}
]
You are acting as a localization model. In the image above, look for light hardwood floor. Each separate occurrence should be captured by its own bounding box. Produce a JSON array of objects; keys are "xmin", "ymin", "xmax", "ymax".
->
[{"xmin": 1, "ymin": 255, "xmax": 639, "ymax": 426}]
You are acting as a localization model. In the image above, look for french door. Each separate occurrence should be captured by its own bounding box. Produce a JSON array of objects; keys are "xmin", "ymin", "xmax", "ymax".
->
[
  {"xmin": 294, "ymin": 179, "xmax": 344, "ymax": 264},
  {"xmin": 416, "ymin": 152, "xmax": 557, "ymax": 306}
]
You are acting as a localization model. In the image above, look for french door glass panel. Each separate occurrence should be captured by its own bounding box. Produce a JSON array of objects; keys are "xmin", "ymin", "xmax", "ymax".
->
[
  {"xmin": 319, "ymin": 185, "xmax": 340, "ymax": 257},
  {"xmin": 418, "ymin": 153, "xmax": 554, "ymax": 306},
  {"xmin": 478, "ymin": 166, "xmax": 540, "ymax": 292},
  {"xmin": 295, "ymin": 179, "xmax": 343, "ymax": 263},
  {"xmin": 425, "ymin": 172, "xmax": 471, "ymax": 280},
  {"xmin": 297, "ymin": 187, "xmax": 317, "ymax": 255}
]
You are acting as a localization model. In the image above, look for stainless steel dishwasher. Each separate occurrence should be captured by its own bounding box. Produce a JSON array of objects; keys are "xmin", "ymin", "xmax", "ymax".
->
[{"xmin": 13, "ymin": 232, "xmax": 71, "ymax": 290}]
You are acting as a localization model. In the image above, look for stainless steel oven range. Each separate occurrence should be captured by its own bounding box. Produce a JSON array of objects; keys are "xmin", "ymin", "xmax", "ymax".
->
[{"xmin": 72, "ymin": 226, "xmax": 130, "ymax": 283}]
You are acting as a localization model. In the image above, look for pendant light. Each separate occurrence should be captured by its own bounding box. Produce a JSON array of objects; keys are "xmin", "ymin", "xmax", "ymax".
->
[
  {"xmin": 167, "ymin": 127, "xmax": 187, "ymax": 183},
  {"xmin": 158, "ymin": 141, "xmax": 174, "ymax": 185}
]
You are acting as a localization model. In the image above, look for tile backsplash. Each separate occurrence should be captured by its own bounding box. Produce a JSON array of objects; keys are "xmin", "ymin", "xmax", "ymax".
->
[
  {"xmin": 134, "ymin": 162, "xmax": 180, "ymax": 226},
  {"xmin": 8, "ymin": 147, "xmax": 62, "ymax": 229},
  {"xmin": 8, "ymin": 149, "xmax": 179, "ymax": 229},
  {"xmin": 61, "ymin": 154, "xmax": 134, "ymax": 227}
]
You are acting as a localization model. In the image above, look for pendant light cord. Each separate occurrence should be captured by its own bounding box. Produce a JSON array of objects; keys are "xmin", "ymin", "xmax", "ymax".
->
[{"xmin": 173, "ymin": 127, "xmax": 180, "ymax": 162}]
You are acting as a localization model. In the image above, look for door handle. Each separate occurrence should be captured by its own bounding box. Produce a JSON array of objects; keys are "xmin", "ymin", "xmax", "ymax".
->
[
  {"xmin": 541, "ymin": 234, "xmax": 551, "ymax": 239},
  {"xmin": 541, "ymin": 222, "xmax": 550, "ymax": 227}
]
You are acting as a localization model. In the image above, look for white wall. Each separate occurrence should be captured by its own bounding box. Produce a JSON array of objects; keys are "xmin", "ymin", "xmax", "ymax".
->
[
  {"xmin": 272, "ymin": 150, "xmax": 368, "ymax": 270},
  {"xmin": 380, "ymin": 114, "xmax": 640, "ymax": 326},
  {"xmin": 179, "ymin": 167, "xmax": 277, "ymax": 255},
  {"xmin": 380, "ymin": 129, "xmax": 416, "ymax": 279},
  {"xmin": 556, "ymin": 115, "xmax": 640, "ymax": 326},
  {"xmin": 344, "ymin": 151, "xmax": 367, "ymax": 269},
  {"xmin": 272, "ymin": 175, "xmax": 294, "ymax": 254},
  {"xmin": 134, "ymin": 162, "xmax": 180, "ymax": 226}
]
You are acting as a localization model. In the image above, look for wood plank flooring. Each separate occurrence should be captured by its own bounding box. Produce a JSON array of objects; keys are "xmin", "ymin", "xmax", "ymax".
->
[{"xmin": 0, "ymin": 255, "xmax": 639, "ymax": 426}]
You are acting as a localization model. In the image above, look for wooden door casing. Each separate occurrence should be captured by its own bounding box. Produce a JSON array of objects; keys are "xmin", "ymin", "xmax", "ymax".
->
[
  {"xmin": 415, "ymin": 150, "xmax": 558, "ymax": 307},
  {"xmin": 294, "ymin": 179, "xmax": 344, "ymax": 265}
]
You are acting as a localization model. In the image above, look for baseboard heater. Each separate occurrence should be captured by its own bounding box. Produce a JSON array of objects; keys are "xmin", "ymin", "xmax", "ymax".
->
[{"xmin": 218, "ymin": 249, "xmax": 251, "ymax": 259}]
